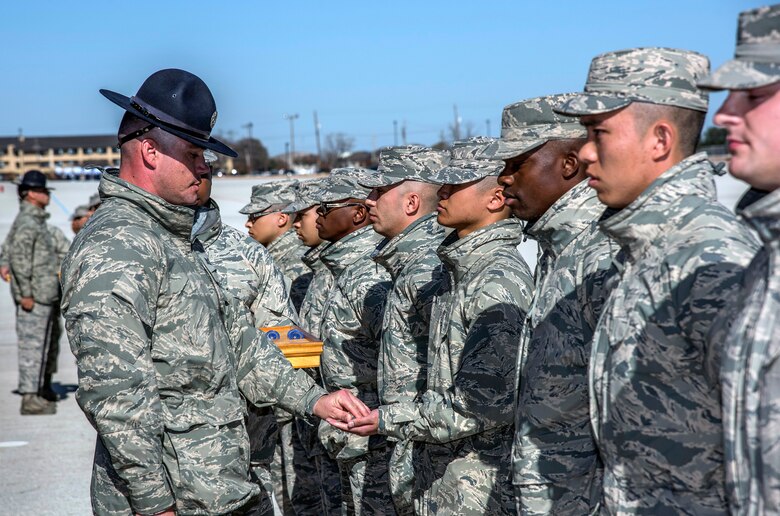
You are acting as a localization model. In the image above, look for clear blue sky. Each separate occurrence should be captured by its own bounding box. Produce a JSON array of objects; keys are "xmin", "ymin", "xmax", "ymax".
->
[{"xmin": 0, "ymin": 1, "xmax": 760, "ymax": 156}]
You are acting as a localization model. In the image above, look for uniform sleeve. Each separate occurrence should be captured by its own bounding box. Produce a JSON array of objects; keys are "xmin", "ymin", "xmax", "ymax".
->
[
  {"xmin": 231, "ymin": 306, "xmax": 325, "ymax": 417},
  {"xmin": 48, "ymin": 224, "xmax": 72, "ymax": 263},
  {"xmin": 62, "ymin": 236, "xmax": 175, "ymax": 515},
  {"xmin": 380, "ymin": 271, "xmax": 530, "ymax": 443},
  {"xmin": 8, "ymin": 221, "xmax": 39, "ymax": 298},
  {"xmin": 672, "ymin": 218, "xmax": 758, "ymax": 383}
]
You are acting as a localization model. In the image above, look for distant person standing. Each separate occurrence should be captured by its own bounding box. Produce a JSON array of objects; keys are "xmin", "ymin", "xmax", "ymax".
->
[
  {"xmin": 70, "ymin": 205, "xmax": 91, "ymax": 234},
  {"xmin": 6, "ymin": 170, "xmax": 69, "ymax": 414},
  {"xmin": 698, "ymin": 4, "xmax": 780, "ymax": 514}
]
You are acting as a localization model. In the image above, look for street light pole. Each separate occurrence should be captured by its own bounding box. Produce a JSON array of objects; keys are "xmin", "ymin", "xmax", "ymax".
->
[
  {"xmin": 242, "ymin": 122, "xmax": 253, "ymax": 173},
  {"xmin": 393, "ymin": 120, "xmax": 398, "ymax": 146},
  {"xmin": 284, "ymin": 113, "xmax": 299, "ymax": 170}
]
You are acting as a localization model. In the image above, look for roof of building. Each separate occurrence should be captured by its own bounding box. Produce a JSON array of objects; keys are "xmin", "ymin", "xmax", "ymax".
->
[{"xmin": 0, "ymin": 135, "xmax": 117, "ymax": 151}]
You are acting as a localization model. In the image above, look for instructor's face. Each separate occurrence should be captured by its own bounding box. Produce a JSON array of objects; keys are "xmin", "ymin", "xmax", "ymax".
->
[{"xmin": 156, "ymin": 137, "xmax": 209, "ymax": 206}]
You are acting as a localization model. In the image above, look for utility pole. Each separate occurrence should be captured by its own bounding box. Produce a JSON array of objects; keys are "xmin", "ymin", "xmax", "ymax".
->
[
  {"xmin": 453, "ymin": 104, "xmax": 461, "ymax": 141},
  {"xmin": 242, "ymin": 122, "xmax": 254, "ymax": 173},
  {"xmin": 393, "ymin": 120, "xmax": 398, "ymax": 146},
  {"xmin": 284, "ymin": 113, "xmax": 299, "ymax": 170},
  {"xmin": 313, "ymin": 111, "xmax": 322, "ymax": 171},
  {"xmin": 485, "ymin": 118, "xmax": 491, "ymax": 137},
  {"xmin": 285, "ymin": 142, "xmax": 290, "ymax": 171},
  {"xmin": 401, "ymin": 120, "xmax": 407, "ymax": 145}
]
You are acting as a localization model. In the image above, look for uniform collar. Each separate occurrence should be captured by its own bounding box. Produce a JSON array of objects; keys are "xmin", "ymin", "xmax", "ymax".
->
[
  {"xmin": 437, "ymin": 217, "xmax": 525, "ymax": 283},
  {"xmin": 320, "ymin": 225, "xmax": 382, "ymax": 278},
  {"xmin": 372, "ymin": 213, "xmax": 445, "ymax": 280},
  {"xmin": 99, "ymin": 169, "xmax": 195, "ymax": 239},
  {"xmin": 599, "ymin": 153, "xmax": 718, "ymax": 257},
  {"xmin": 192, "ymin": 199, "xmax": 222, "ymax": 247},
  {"xmin": 20, "ymin": 200, "xmax": 50, "ymax": 221},
  {"xmin": 525, "ymin": 180, "xmax": 605, "ymax": 258},
  {"xmin": 737, "ymin": 187, "xmax": 780, "ymax": 243}
]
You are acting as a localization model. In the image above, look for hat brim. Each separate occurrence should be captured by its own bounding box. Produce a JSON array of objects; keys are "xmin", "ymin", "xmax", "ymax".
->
[
  {"xmin": 426, "ymin": 164, "xmax": 504, "ymax": 185},
  {"xmin": 281, "ymin": 200, "xmax": 317, "ymax": 214},
  {"xmin": 554, "ymin": 93, "xmax": 633, "ymax": 116},
  {"xmin": 100, "ymin": 89, "xmax": 238, "ymax": 158},
  {"xmin": 698, "ymin": 59, "xmax": 780, "ymax": 91},
  {"xmin": 357, "ymin": 172, "xmax": 403, "ymax": 188},
  {"xmin": 239, "ymin": 203, "xmax": 267, "ymax": 215},
  {"xmin": 489, "ymin": 138, "xmax": 549, "ymax": 161}
]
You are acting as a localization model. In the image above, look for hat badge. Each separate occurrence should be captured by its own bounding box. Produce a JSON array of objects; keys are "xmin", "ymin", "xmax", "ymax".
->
[{"xmin": 210, "ymin": 111, "xmax": 218, "ymax": 129}]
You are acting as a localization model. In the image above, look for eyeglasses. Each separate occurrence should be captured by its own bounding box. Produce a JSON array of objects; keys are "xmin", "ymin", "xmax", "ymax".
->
[
  {"xmin": 316, "ymin": 201, "xmax": 363, "ymax": 216},
  {"xmin": 247, "ymin": 212, "xmax": 267, "ymax": 223}
]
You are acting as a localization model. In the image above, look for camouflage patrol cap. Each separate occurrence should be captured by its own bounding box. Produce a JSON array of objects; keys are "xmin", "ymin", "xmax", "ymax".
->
[
  {"xmin": 358, "ymin": 145, "xmax": 450, "ymax": 188},
  {"xmin": 281, "ymin": 179, "xmax": 324, "ymax": 214},
  {"xmin": 239, "ymin": 179, "xmax": 299, "ymax": 215},
  {"xmin": 489, "ymin": 94, "xmax": 587, "ymax": 160},
  {"xmin": 698, "ymin": 5, "xmax": 780, "ymax": 90},
  {"xmin": 314, "ymin": 167, "xmax": 374, "ymax": 202},
  {"xmin": 556, "ymin": 47, "xmax": 710, "ymax": 116},
  {"xmin": 70, "ymin": 205, "xmax": 90, "ymax": 220},
  {"xmin": 427, "ymin": 137, "xmax": 505, "ymax": 185}
]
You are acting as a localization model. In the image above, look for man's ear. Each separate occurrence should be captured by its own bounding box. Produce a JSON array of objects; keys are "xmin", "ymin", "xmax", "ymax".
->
[
  {"xmin": 140, "ymin": 138, "xmax": 162, "ymax": 169},
  {"xmin": 405, "ymin": 192, "xmax": 421, "ymax": 216},
  {"xmin": 353, "ymin": 203, "xmax": 368, "ymax": 224},
  {"xmin": 277, "ymin": 213, "xmax": 290, "ymax": 228},
  {"xmin": 649, "ymin": 120, "xmax": 675, "ymax": 162},
  {"xmin": 487, "ymin": 185, "xmax": 506, "ymax": 211},
  {"xmin": 562, "ymin": 150, "xmax": 581, "ymax": 180}
]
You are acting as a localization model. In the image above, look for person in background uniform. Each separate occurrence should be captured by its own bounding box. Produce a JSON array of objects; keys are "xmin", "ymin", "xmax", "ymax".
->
[
  {"xmin": 345, "ymin": 137, "xmax": 534, "ymax": 515},
  {"xmin": 698, "ymin": 5, "xmax": 780, "ymax": 513},
  {"xmin": 358, "ymin": 145, "xmax": 449, "ymax": 515},
  {"xmin": 193, "ymin": 149, "xmax": 299, "ymax": 515},
  {"xmin": 492, "ymin": 94, "xmax": 615, "ymax": 515},
  {"xmin": 60, "ymin": 68, "xmax": 368, "ymax": 516},
  {"xmin": 6, "ymin": 170, "xmax": 69, "ymax": 415},
  {"xmin": 87, "ymin": 191, "xmax": 102, "ymax": 216},
  {"xmin": 282, "ymin": 179, "xmax": 343, "ymax": 515},
  {"xmin": 241, "ymin": 180, "xmax": 311, "ymax": 311},
  {"xmin": 556, "ymin": 47, "xmax": 760, "ymax": 513},
  {"xmin": 70, "ymin": 205, "xmax": 91, "ymax": 234},
  {"xmin": 315, "ymin": 168, "xmax": 394, "ymax": 515}
]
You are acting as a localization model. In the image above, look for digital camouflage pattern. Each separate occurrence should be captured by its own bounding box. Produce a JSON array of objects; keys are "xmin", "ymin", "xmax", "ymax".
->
[
  {"xmin": 428, "ymin": 137, "xmax": 505, "ymax": 185},
  {"xmin": 589, "ymin": 154, "xmax": 759, "ymax": 514},
  {"xmin": 513, "ymin": 180, "xmax": 615, "ymax": 515},
  {"xmin": 7, "ymin": 202, "xmax": 62, "ymax": 306},
  {"xmin": 239, "ymin": 180, "xmax": 299, "ymax": 215},
  {"xmin": 379, "ymin": 218, "xmax": 533, "ymax": 515},
  {"xmin": 61, "ymin": 170, "xmax": 326, "ymax": 516},
  {"xmin": 719, "ymin": 187, "xmax": 780, "ymax": 514},
  {"xmin": 555, "ymin": 47, "xmax": 711, "ymax": 116},
  {"xmin": 298, "ymin": 243, "xmax": 333, "ymax": 338},
  {"xmin": 317, "ymin": 225, "xmax": 393, "ymax": 514},
  {"xmin": 266, "ymin": 228, "xmax": 311, "ymax": 311},
  {"xmin": 699, "ymin": 4, "xmax": 780, "ymax": 90},
  {"xmin": 373, "ymin": 212, "xmax": 447, "ymax": 513},
  {"xmin": 486, "ymin": 94, "xmax": 586, "ymax": 160},
  {"xmin": 281, "ymin": 179, "xmax": 324, "ymax": 215},
  {"xmin": 358, "ymin": 145, "xmax": 450, "ymax": 188},
  {"xmin": 192, "ymin": 200, "xmax": 298, "ymax": 515}
]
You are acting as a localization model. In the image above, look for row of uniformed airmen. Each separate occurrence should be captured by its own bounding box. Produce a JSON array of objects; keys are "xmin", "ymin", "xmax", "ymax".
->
[{"xmin": 56, "ymin": 3, "xmax": 780, "ymax": 515}]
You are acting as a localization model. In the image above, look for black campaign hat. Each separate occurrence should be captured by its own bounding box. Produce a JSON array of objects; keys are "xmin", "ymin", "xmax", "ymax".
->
[
  {"xmin": 100, "ymin": 68, "xmax": 238, "ymax": 157},
  {"xmin": 17, "ymin": 170, "xmax": 53, "ymax": 191}
]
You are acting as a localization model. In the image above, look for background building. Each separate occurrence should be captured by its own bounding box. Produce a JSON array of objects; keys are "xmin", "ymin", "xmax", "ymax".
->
[{"xmin": 0, "ymin": 134, "xmax": 119, "ymax": 180}]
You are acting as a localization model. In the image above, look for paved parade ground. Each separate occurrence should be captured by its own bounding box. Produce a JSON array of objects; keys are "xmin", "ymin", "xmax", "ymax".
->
[{"xmin": 0, "ymin": 170, "xmax": 749, "ymax": 514}]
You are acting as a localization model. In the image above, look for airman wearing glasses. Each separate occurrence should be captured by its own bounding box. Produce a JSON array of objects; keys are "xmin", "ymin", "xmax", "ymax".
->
[{"xmin": 314, "ymin": 167, "xmax": 395, "ymax": 515}]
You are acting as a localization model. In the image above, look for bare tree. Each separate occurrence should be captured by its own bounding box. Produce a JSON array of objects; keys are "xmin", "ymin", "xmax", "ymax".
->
[{"xmin": 323, "ymin": 133, "xmax": 355, "ymax": 169}]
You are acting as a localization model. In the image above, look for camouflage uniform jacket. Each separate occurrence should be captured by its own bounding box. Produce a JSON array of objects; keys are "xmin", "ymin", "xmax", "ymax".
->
[
  {"xmin": 379, "ymin": 218, "xmax": 533, "ymax": 514},
  {"xmin": 374, "ymin": 213, "xmax": 447, "ymax": 409},
  {"xmin": 267, "ymin": 228, "xmax": 311, "ymax": 311},
  {"xmin": 513, "ymin": 181, "xmax": 615, "ymax": 503},
  {"xmin": 6, "ymin": 202, "xmax": 63, "ymax": 305},
  {"xmin": 589, "ymin": 154, "xmax": 759, "ymax": 513},
  {"xmin": 298, "ymin": 243, "xmax": 333, "ymax": 338},
  {"xmin": 721, "ymin": 187, "xmax": 780, "ymax": 515},
  {"xmin": 318, "ymin": 225, "xmax": 391, "ymax": 459},
  {"xmin": 192, "ymin": 201, "xmax": 297, "ymax": 329},
  {"xmin": 61, "ymin": 171, "xmax": 326, "ymax": 516}
]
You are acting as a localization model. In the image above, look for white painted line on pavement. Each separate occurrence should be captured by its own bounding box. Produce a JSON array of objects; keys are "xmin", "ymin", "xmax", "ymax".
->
[{"xmin": 0, "ymin": 441, "xmax": 29, "ymax": 448}]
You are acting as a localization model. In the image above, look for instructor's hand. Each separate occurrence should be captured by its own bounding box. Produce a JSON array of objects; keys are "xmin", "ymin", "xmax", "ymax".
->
[
  {"xmin": 0, "ymin": 265, "xmax": 10, "ymax": 282},
  {"xmin": 313, "ymin": 389, "xmax": 370, "ymax": 424},
  {"xmin": 20, "ymin": 297, "xmax": 34, "ymax": 311}
]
